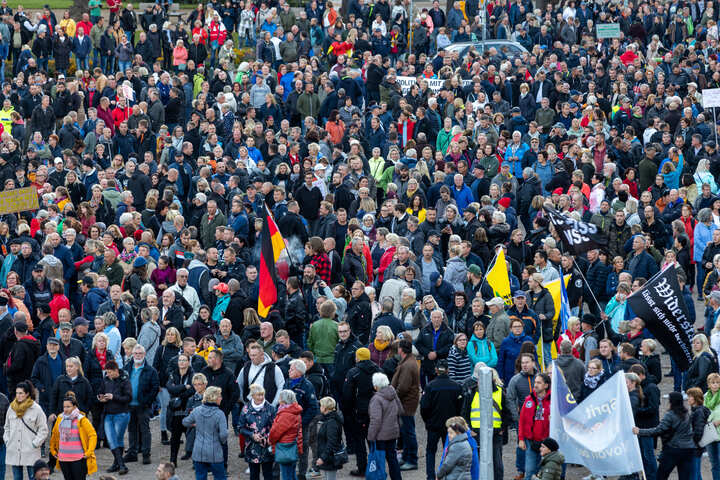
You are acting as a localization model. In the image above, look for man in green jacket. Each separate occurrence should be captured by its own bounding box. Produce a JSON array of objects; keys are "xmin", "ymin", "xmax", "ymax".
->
[
  {"xmin": 296, "ymin": 83, "xmax": 321, "ymax": 125},
  {"xmin": 307, "ymin": 300, "xmax": 340, "ymax": 373},
  {"xmin": 199, "ymin": 199, "xmax": 227, "ymax": 249}
]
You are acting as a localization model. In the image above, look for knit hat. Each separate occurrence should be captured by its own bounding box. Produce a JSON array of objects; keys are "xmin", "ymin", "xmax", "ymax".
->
[
  {"xmin": 498, "ymin": 197, "xmax": 511, "ymax": 209},
  {"xmin": 356, "ymin": 347, "xmax": 371, "ymax": 361},
  {"xmin": 542, "ymin": 437, "xmax": 559, "ymax": 452}
]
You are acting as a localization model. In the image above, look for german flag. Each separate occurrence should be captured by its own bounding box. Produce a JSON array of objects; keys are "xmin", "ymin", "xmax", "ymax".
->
[{"xmin": 258, "ymin": 205, "xmax": 286, "ymax": 317}]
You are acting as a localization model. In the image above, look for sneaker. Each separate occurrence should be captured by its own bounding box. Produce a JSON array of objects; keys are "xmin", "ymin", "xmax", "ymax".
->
[
  {"xmin": 245, "ymin": 468, "xmax": 250, "ymax": 474},
  {"xmin": 349, "ymin": 470, "xmax": 365, "ymax": 477},
  {"xmin": 399, "ymin": 463, "xmax": 418, "ymax": 471}
]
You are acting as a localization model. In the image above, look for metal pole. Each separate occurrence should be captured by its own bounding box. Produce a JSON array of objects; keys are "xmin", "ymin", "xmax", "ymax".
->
[
  {"xmin": 714, "ymin": 108, "xmax": 718, "ymax": 147},
  {"xmin": 478, "ymin": 367, "xmax": 494, "ymax": 480}
]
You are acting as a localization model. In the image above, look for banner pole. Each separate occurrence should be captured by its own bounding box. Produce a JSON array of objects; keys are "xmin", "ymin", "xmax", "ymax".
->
[
  {"xmin": 572, "ymin": 259, "xmax": 604, "ymax": 313},
  {"xmin": 479, "ymin": 246, "xmax": 501, "ymax": 293}
]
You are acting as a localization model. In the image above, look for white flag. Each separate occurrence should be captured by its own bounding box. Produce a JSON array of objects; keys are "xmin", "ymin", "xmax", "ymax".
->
[{"xmin": 550, "ymin": 363, "xmax": 644, "ymax": 476}]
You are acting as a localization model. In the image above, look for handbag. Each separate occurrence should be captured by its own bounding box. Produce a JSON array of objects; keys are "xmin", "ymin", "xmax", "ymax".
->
[
  {"xmin": 275, "ymin": 442, "xmax": 298, "ymax": 464},
  {"xmin": 333, "ymin": 443, "xmax": 349, "ymax": 467},
  {"xmin": 169, "ymin": 397, "xmax": 183, "ymax": 411},
  {"xmin": 700, "ymin": 422, "xmax": 720, "ymax": 447},
  {"xmin": 366, "ymin": 442, "xmax": 386, "ymax": 480}
]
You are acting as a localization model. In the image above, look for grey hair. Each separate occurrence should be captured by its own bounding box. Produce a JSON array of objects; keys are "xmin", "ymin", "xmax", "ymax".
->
[
  {"xmin": 372, "ymin": 372, "xmax": 390, "ymax": 389},
  {"xmin": 699, "ymin": 207, "xmax": 713, "ymax": 224},
  {"xmin": 278, "ymin": 389, "xmax": 297, "ymax": 405},
  {"xmin": 289, "ymin": 359, "xmax": 306, "ymax": 375},
  {"xmin": 140, "ymin": 283, "xmax": 156, "ymax": 300}
]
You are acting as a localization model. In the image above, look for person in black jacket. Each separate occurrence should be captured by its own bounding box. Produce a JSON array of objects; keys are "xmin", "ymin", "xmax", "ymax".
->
[
  {"xmin": 342, "ymin": 239, "xmax": 367, "ymax": 285},
  {"xmin": 628, "ymin": 364, "xmax": 660, "ymax": 480},
  {"xmin": 58, "ymin": 322, "xmax": 87, "ymax": 365},
  {"xmin": 346, "ymin": 283, "xmax": 372, "ymax": 344},
  {"xmin": 277, "ymin": 201, "xmax": 309, "ymax": 251},
  {"xmin": 420, "ymin": 360, "xmax": 463, "ymax": 480},
  {"xmin": 123, "ymin": 344, "xmax": 160, "ymax": 465},
  {"xmin": 683, "ymin": 334, "xmax": 718, "ymax": 393},
  {"xmin": 414, "ymin": 310, "xmax": 454, "ymax": 385},
  {"xmin": 84, "ymin": 332, "xmax": 116, "ymax": 447},
  {"xmin": 342, "ymin": 348, "xmax": 380, "ymax": 476},
  {"xmin": 284, "ymin": 277, "xmax": 307, "ymax": 347},
  {"xmin": 30, "ymin": 338, "xmax": 67, "ymax": 414},
  {"xmin": 6, "ymin": 321, "xmax": 41, "ymax": 397},
  {"xmin": 160, "ymin": 289, "xmax": 186, "ymax": 335},
  {"xmin": 332, "ymin": 323, "xmax": 360, "ymax": 403},
  {"xmin": 48, "ymin": 356, "xmax": 94, "ymax": 419},
  {"xmin": 98, "ymin": 360, "xmax": 132, "ymax": 475},
  {"xmin": 166, "ymin": 354, "xmax": 195, "ymax": 466},
  {"xmin": 316, "ymin": 397, "xmax": 345, "ymax": 474}
]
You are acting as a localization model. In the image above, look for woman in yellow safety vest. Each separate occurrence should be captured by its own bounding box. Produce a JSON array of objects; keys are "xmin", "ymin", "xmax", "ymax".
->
[{"xmin": 468, "ymin": 365, "xmax": 510, "ymax": 480}]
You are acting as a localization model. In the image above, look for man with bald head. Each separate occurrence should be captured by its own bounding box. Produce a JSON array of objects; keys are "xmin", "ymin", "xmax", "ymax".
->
[{"xmin": 258, "ymin": 321, "xmax": 276, "ymax": 355}]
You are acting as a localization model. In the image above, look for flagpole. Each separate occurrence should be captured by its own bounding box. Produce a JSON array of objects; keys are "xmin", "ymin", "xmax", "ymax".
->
[
  {"xmin": 479, "ymin": 246, "xmax": 501, "ymax": 293},
  {"xmin": 264, "ymin": 203, "xmax": 308, "ymax": 306},
  {"xmin": 572, "ymin": 258, "xmax": 605, "ymax": 315}
]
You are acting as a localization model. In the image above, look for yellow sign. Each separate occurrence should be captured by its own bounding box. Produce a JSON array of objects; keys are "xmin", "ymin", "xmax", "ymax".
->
[{"xmin": 0, "ymin": 187, "xmax": 39, "ymax": 215}]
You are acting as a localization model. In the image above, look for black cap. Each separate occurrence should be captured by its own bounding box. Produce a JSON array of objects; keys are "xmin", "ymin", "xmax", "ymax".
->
[
  {"xmin": 38, "ymin": 304, "xmax": 51, "ymax": 314},
  {"xmin": 435, "ymin": 359, "xmax": 449, "ymax": 371},
  {"xmin": 80, "ymin": 275, "xmax": 95, "ymax": 286},
  {"xmin": 47, "ymin": 337, "xmax": 60, "ymax": 345},
  {"xmin": 74, "ymin": 317, "xmax": 89, "ymax": 327},
  {"xmin": 581, "ymin": 313, "xmax": 598, "ymax": 326},
  {"xmin": 428, "ymin": 229, "xmax": 441, "ymax": 238},
  {"xmin": 272, "ymin": 344, "xmax": 288, "ymax": 355},
  {"xmin": 510, "ymin": 106, "xmax": 521, "ymax": 113},
  {"xmin": 32, "ymin": 265, "xmax": 44, "ymax": 272},
  {"xmin": 541, "ymin": 437, "xmax": 559, "ymax": 452},
  {"xmin": 13, "ymin": 321, "xmax": 27, "ymax": 333},
  {"xmin": 465, "ymin": 205, "xmax": 477, "ymax": 215},
  {"xmin": 82, "ymin": 158, "xmax": 94, "ymax": 168}
]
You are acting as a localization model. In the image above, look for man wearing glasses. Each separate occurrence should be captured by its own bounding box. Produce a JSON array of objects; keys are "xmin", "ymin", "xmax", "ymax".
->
[{"xmin": 169, "ymin": 267, "xmax": 201, "ymax": 328}]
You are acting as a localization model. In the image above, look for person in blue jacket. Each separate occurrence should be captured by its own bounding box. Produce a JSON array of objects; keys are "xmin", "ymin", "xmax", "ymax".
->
[
  {"xmin": 496, "ymin": 319, "xmax": 533, "ymax": 384},
  {"xmin": 504, "ymin": 131, "xmax": 530, "ymax": 179},
  {"xmin": 451, "ymin": 174, "xmax": 474, "ymax": 214},
  {"xmin": 430, "ymin": 272, "xmax": 455, "ymax": 312}
]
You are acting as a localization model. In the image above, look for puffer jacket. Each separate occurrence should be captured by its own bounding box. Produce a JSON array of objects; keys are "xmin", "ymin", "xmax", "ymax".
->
[
  {"xmin": 182, "ymin": 402, "xmax": 228, "ymax": 463},
  {"xmin": 444, "ymin": 257, "xmax": 467, "ymax": 292},
  {"xmin": 49, "ymin": 374, "xmax": 94, "ymax": 415},
  {"xmin": 367, "ymin": 385, "xmax": 402, "ymax": 442},
  {"xmin": 638, "ymin": 409, "xmax": 696, "ymax": 449},
  {"xmin": 437, "ymin": 434, "xmax": 473, "ymax": 480},
  {"xmin": 536, "ymin": 450, "xmax": 565, "ymax": 480},
  {"xmin": 269, "ymin": 402, "xmax": 304, "ymax": 453},
  {"xmin": 98, "ymin": 370, "xmax": 132, "ymax": 415},
  {"xmin": 317, "ymin": 410, "xmax": 344, "ymax": 471}
]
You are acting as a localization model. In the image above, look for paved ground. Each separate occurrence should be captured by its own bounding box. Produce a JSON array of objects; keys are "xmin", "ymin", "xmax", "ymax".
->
[{"xmin": 27, "ymin": 296, "xmax": 710, "ymax": 480}]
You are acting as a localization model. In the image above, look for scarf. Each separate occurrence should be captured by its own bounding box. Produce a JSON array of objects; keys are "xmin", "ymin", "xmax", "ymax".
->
[
  {"xmin": 10, "ymin": 397, "xmax": 34, "ymax": 418},
  {"xmin": 374, "ymin": 339, "xmax": 390, "ymax": 351},
  {"xmin": 706, "ymin": 389, "xmax": 720, "ymax": 412},
  {"xmin": 251, "ymin": 399, "xmax": 265, "ymax": 411},
  {"xmin": 59, "ymin": 408, "xmax": 81, "ymax": 443},
  {"xmin": 583, "ymin": 370, "xmax": 604, "ymax": 390},
  {"xmin": 95, "ymin": 349, "xmax": 107, "ymax": 370}
]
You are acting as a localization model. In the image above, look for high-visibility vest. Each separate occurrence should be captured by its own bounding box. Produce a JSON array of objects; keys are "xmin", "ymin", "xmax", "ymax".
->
[{"xmin": 470, "ymin": 388, "xmax": 503, "ymax": 429}]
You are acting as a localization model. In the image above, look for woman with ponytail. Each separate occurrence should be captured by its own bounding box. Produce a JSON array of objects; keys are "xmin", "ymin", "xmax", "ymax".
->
[{"xmin": 49, "ymin": 391, "xmax": 98, "ymax": 480}]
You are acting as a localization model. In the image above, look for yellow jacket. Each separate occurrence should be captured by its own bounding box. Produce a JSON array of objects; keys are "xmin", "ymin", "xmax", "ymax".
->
[
  {"xmin": 58, "ymin": 19, "xmax": 76, "ymax": 37},
  {"xmin": 49, "ymin": 413, "xmax": 97, "ymax": 475}
]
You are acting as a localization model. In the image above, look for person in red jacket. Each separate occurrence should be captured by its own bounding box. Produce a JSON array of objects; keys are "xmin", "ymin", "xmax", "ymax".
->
[
  {"xmin": 518, "ymin": 372, "xmax": 551, "ymax": 480},
  {"xmin": 269, "ymin": 389, "xmax": 304, "ymax": 480}
]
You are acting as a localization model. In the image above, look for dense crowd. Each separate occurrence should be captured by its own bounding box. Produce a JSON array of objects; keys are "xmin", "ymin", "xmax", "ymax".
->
[{"xmin": 4, "ymin": 0, "xmax": 720, "ymax": 480}]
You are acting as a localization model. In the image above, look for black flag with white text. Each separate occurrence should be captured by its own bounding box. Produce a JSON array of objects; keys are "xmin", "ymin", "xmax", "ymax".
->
[
  {"xmin": 543, "ymin": 205, "xmax": 608, "ymax": 255},
  {"xmin": 627, "ymin": 266, "xmax": 694, "ymax": 370}
]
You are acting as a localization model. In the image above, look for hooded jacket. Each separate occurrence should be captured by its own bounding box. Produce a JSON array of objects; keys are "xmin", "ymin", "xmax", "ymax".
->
[
  {"xmin": 269, "ymin": 402, "xmax": 304, "ymax": 453},
  {"xmin": 342, "ymin": 359, "xmax": 380, "ymax": 421},
  {"xmin": 317, "ymin": 410, "xmax": 344, "ymax": 471},
  {"xmin": 6, "ymin": 334, "xmax": 41, "ymax": 386},
  {"xmin": 536, "ymin": 450, "xmax": 565, "ymax": 480},
  {"xmin": 497, "ymin": 333, "xmax": 534, "ymax": 385},
  {"xmin": 436, "ymin": 433, "xmax": 473, "ymax": 480},
  {"xmin": 82, "ymin": 287, "xmax": 109, "ymax": 323}
]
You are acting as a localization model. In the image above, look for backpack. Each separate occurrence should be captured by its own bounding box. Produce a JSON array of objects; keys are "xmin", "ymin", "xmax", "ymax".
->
[{"xmin": 307, "ymin": 371, "xmax": 330, "ymax": 399}]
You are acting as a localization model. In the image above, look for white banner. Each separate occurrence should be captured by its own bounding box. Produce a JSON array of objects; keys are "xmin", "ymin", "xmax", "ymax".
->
[
  {"xmin": 395, "ymin": 76, "xmax": 473, "ymax": 95},
  {"xmin": 550, "ymin": 364, "xmax": 644, "ymax": 476}
]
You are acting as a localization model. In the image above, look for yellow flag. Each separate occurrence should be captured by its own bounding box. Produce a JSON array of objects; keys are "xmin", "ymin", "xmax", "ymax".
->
[
  {"xmin": 485, "ymin": 249, "xmax": 512, "ymax": 305},
  {"xmin": 536, "ymin": 274, "xmax": 571, "ymax": 370}
]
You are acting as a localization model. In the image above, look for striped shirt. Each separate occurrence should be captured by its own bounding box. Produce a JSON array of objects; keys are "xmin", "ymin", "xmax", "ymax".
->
[{"xmin": 58, "ymin": 417, "xmax": 84, "ymax": 462}]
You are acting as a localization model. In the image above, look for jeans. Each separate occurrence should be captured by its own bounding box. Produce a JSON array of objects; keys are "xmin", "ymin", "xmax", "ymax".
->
[
  {"xmin": 118, "ymin": 60, "xmax": 132, "ymax": 74},
  {"xmin": 709, "ymin": 440, "xmax": 720, "ymax": 480},
  {"xmin": 298, "ymin": 424, "xmax": 308, "ymax": 476},
  {"xmin": 492, "ymin": 433, "xmax": 504, "ymax": 480},
  {"xmin": 11, "ymin": 465, "xmax": 33, "ymax": 480},
  {"xmin": 375, "ymin": 439, "xmax": 402, "ymax": 480},
  {"xmin": 400, "ymin": 415, "xmax": 418, "ymax": 465},
  {"xmin": 639, "ymin": 435, "xmax": 658, "ymax": 480},
  {"xmin": 692, "ymin": 455, "xmax": 702, "ymax": 480},
  {"xmin": 697, "ymin": 265, "xmax": 706, "ymax": 299},
  {"xmin": 104, "ymin": 412, "xmax": 131, "ymax": 450},
  {"xmin": 671, "ymin": 358, "xmax": 685, "ymax": 392},
  {"xmin": 426, "ymin": 429, "xmax": 443, "ymax": 480},
  {"xmin": 516, "ymin": 444, "xmax": 526, "ymax": 473},
  {"xmin": 77, "ymin": 56, "xmax": 89, "ymax": 71},
  {"xmin": 158, "ymin": 387, "xmax": 170, "ymax": 431},
  {"xmin": 657, "ymin": 447, "xmax": 694, "ymax": 480},
  {"xmin": 92, "ymin": 47, "xmax": 101, "ymax": 68},
  {"xmin": 102, "ymin": 55, "xmax": 114, "ymax": 73},
  {"xmin": 279, "ymin": 462, "xmax": 297, "ymax": 480},
  {"xmin": 249, "ymin": 461, "xmax": 273, "ymax": 480},
  {"xmin": 524, "ymin": 446, "xmax": 541, "ymax": 480},
  {"xmin": 194, "ymin": 461, "xmax": 226, "ymax": 480},
  {"xmin": 127, "ymin": 405, "xmax": 151, "ymax": 456}
]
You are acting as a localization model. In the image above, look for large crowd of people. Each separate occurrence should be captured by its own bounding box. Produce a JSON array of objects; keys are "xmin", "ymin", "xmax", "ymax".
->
[{"xmin": 1, "ymin": 0, "xmax": 720, "ymax": 480}]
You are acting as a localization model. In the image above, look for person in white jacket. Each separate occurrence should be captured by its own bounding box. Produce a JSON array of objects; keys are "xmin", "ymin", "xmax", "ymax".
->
[
  {"xmin": 169, "ymin": 268, "xmax": 201, "ymax": 329},
  {"xmin": 4, "ymin": 381, "xmax": 49, "ymax": 479}
]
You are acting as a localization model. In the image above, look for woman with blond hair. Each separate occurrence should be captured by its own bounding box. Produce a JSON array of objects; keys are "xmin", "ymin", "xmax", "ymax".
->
[
  {"xmin": 684, "ymin": 333, "xmax": 717, "ymax": 392},
  {"xmin": 182, "ymin": 386, "xmax": 228, "ymax": 479},
  {"xmin": 238, "ymin": 384, "xmax": 276, "ymax": 480},
  {"xmin": 49, "ymin": 357, "xmax": 93, "ymax": 423}
]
